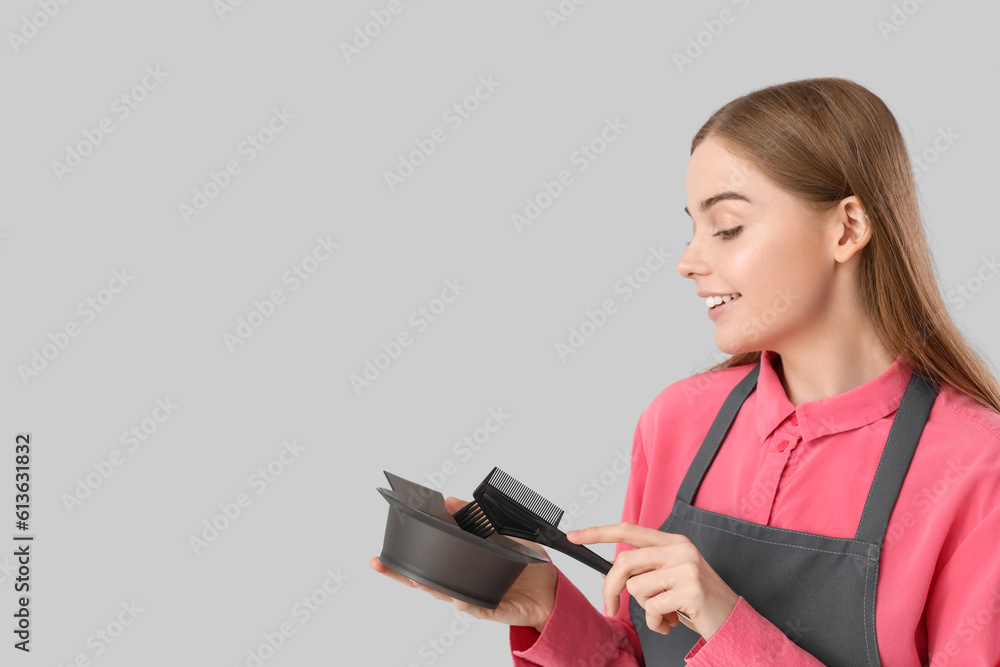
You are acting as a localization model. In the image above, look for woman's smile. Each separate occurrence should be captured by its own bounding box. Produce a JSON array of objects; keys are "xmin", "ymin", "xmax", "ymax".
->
[{"xmin": 706, "ymin": 293, "xmax": 743, "ymax": 320}]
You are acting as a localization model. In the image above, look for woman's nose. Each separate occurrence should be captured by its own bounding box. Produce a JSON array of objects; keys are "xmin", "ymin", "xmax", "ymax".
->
[{"xmin": 676, "ymin": 238, "xmax": 708, "ymax": 280}]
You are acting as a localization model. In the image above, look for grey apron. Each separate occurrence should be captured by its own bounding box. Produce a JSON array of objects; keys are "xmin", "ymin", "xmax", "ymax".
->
[{"xmin": 628, "ymin": 363, "xmax": 937, "ymax": 666}]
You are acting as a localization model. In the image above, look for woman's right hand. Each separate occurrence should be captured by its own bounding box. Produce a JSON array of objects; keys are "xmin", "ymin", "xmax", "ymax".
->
[{"xmin": 369, "ymin": 496, "xmax": 559, "ymax": 633}]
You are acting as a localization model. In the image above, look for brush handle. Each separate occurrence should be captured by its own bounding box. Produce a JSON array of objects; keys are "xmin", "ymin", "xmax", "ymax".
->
[{"xmin": 533, "ymin": 523, "xmax": 613, "ymax": 575}]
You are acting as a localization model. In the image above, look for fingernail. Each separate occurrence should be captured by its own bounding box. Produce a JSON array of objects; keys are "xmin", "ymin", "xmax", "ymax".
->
[{"xmin": 566, "ymin": 530, "xmax": 579, "ymax": 538}]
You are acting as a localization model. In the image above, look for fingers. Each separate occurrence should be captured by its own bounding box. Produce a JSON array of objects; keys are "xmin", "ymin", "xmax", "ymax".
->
[
  {"xmin": 601, "ymin": 543, "xmax": 700, "ymax": 616},
  {"xmin": 625, "ymin": 565, "xmax": 702, "ymax": 635},
  {"xmin": 645, "ymin": 589, "xmax": 693, "ymax": 636},
  {"xmin": 444, "ymin": 496, "xmax": 470, "ymax": 513},
  {"xmin": 646, "ymin": 607, "xmax": 680, "ymax": 636},
  {"xmin": 369, "ymin": 556, "xmax": 417, "ymax": 588},
  {"xmin": 370, "ymin": 556, "xmax": 471, "ymax": 607},
  {"xmin": 411, "ymin": 580, "xmax": 459, "ymax": 604},
  {"xmin": 603, "ymin": 547, "xmax": 676, "ymax": 613},
  {"xmin": 567, "ymin": 523, "xmax": 685, "ymax": 549},
  {"xmin": 601, "ymin": 548, "xmax": 664, "ymax": 615}
]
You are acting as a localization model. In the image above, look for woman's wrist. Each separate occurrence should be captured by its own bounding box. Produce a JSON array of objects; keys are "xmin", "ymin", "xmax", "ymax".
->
[
  {"xmin": 531, "ymin": 569, "xmax": 558, "ymax": 634},
  {"xmin": 532, "ymin": 603, "xmax": 553, "ymax": 634}
]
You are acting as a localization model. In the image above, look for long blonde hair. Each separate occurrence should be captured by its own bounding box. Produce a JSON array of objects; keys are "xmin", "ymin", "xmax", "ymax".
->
[{"xmin": 693, "ymin": 77, "xmax": 1000, "ymax": 414}]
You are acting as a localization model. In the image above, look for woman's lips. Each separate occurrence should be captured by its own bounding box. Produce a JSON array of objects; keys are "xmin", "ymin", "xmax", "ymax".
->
[{"xmin": 707, "ymin": 294, "xmax": 742, "ymax": 321}]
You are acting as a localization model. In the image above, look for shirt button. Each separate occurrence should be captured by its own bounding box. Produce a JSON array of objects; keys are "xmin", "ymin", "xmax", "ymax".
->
[
  {"xmin": 790, "ymin": 415, "xmax": 798, "ymax": 427},
  {"xmin": 777, "ymin": 440, "xmax": 789, "ymax": 452}
]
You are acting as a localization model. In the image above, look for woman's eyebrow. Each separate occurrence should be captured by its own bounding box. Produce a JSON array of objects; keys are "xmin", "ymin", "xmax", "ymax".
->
[{"xmin": 684, "ymin": 191, "xmax": 753, "ymax": 217}]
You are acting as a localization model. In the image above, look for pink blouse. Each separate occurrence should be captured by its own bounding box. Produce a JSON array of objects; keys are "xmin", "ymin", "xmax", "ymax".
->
[{"xmin": 510, "ymin": 349, "xmax": 1000, "ymax": 665}]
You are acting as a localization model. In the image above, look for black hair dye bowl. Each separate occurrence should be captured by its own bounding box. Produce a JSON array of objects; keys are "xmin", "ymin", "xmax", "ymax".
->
[{"xmin": 377, "ymin": 472, "xmax": 547, "ymax": 609}]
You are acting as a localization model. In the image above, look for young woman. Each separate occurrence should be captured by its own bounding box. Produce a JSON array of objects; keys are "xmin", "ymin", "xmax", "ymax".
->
[{"xmin": 370, "ymin": 77, "xmax": 1000, "ymax": 665}]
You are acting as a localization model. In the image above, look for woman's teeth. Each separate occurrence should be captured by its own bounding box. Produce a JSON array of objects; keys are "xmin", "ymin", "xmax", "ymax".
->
[{"xmin": 707, "ymin": 293, "xmax": 741, "ymax": 308}]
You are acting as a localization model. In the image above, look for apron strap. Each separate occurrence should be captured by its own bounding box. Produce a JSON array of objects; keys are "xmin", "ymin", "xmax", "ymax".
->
[
  {"xmin": 854, "ymin": 371, "xmax": 938, "ymax": 544},
  {"xmin": 675, "ymin": 361, "xmax": 939, "ymax": 547},
  {"xmin": 676, "ymin": 363, "xmax": 761, "ymax": 505}
]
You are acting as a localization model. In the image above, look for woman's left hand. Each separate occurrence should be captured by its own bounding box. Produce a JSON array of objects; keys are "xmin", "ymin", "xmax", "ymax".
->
[{"xmin": 567, "ymin": 523, "xmax": 739, "ymax": 640}]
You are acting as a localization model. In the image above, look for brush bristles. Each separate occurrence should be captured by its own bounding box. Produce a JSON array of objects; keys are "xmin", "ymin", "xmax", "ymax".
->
[
  {"xmin": 485, "ymin": 468, "xmax": 564, "ymax": 526},
  {"xmin": 454, "ymin": 501, "xmax": 495, "ymax": 538}
]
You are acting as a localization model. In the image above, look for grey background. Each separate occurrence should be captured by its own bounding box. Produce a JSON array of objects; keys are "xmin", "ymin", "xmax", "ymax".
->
[{"xmin": 3, "ymin": 1, "xmax": 998, "ymax": 665}]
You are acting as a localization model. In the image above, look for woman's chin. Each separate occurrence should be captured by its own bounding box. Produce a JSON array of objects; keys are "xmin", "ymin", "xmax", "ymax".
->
[{"xmin": 714, "ymin": 329, "xmax": 758, "ymax": 356}]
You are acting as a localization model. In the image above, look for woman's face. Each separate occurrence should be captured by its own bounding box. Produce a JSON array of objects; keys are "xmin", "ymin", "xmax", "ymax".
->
[{"xmin": 677, "ymin": 135, "xmax": 838, "ymax": 355}]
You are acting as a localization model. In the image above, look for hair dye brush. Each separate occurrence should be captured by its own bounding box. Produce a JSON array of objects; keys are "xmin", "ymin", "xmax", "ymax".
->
[
  {"xmin": 455, "ymin": 467, "xmax": 694, "ymax": 624},
  {"xmin": 454, "ymin": 467, "xmax": 613, "ymax": 574}
]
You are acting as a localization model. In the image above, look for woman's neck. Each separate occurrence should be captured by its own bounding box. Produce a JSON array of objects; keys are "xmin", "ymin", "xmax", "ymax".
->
[{"xmin": 772, "ymin": 333, "xmax": 897, "ymax": 407}]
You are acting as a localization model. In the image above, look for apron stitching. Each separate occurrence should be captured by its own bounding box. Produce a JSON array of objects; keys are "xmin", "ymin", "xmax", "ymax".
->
[
  {"xmin": 680, "ymin": 504, "xmax": 878, "ymax": 544},
  {"xmin": 867, "ymin": 543, "xmax": 882, "ymax": 666},
  {"xmin": 680, "ymin": 516, "xmax": 878, "ymax": 561},
  {"xmin": 863, "ymin": 550, "xmax": 874, "ymax": 666}
]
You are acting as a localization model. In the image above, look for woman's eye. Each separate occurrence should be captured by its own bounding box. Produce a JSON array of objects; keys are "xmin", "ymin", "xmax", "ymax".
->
[
  {"xmin": 713, "ymin": 225, "xmax": 743, "ymax": 240},
  {"xmin": 685, "ymin": 225, "xmax": 743, "ymax": 245}
]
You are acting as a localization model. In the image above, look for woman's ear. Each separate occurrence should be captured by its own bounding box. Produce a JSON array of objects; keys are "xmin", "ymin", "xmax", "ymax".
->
[{"xmin": 832, "ymin": 196, "xmax": 872, "ymax": 264}]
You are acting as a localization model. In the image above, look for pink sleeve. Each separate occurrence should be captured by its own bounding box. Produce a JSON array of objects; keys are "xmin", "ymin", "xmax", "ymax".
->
[
  {"xmin": 508, "ymin": 419, "xmax": 650, "ymax": 666},
  {"xmin": 683, "ymin": 597, "xmax": 826, "ymax": 665},
  {"xmin": 510, "ymin": 568, "xmax": 644, "ymax": 666},
  {"xmin": 921, "ymin": 506, "xmax": 1000, "ymax": 665}
]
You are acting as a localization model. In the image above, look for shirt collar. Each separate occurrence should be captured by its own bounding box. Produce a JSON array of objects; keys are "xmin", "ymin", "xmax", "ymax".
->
[{"xmin": 755, "ymin": 349, "xmax": 912, "ymax": 442}]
